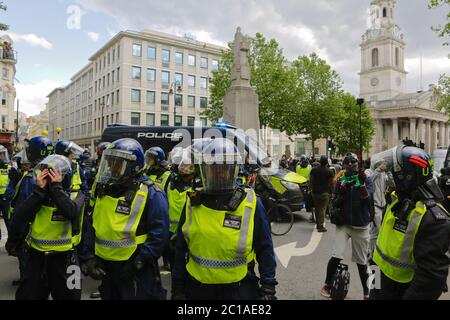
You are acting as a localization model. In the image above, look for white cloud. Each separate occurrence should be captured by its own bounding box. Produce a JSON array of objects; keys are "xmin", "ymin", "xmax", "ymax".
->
[
  {"xmin": 6, "ymin": 32, "xmax": 53, "ymax": 49},
  {"xmin": 16, "ymin": 80, "xmax": 61, "ymax": 116},
  {"xmin": 87, "ymin": 31, "xmax": 100, "ymax": 42}
]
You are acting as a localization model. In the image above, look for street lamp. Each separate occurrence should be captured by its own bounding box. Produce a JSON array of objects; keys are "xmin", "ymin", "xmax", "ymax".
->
[
  {"xmin": 169, "ymin": 82, "xmax": 182, "ymax": 126},
  {"xmin": 100, "ymin": 96, "xmax": 110, "ymax": 131},
  {"xmin": 356, "ymin": 98, "xmax": 365, "ymax": 163}
]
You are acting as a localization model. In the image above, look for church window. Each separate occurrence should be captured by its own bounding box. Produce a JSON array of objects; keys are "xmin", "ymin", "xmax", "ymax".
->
[
  {"xmin": 372, "ymin": 48, "xmax": 379, "ymax": 67},
  {"xmin": 395, "ymin": 48, "xmax": 399, "ymax": 66},
  {"xmin": 383, "ymin": 8, "xmax": 387, "ymax": 17}
]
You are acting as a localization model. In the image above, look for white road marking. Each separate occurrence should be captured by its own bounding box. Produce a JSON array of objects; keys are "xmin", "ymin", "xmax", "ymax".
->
[
  {"xmin": 0, "ymin": 218, "xmax": 7, "ymax": 247},
  {"xmin": 275, "ymin": 228, "xmax": 324, "ymax": 268}
]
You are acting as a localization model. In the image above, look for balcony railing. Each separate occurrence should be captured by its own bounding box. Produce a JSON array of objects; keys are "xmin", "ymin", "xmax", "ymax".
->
[{"xmin": 0, "ymin": 48, "xmax": 17, "ymax": 62}]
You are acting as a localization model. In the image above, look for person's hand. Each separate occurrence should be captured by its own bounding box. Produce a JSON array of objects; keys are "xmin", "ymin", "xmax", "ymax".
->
[
  {"xmin": 36, "ymin": 169, "xmax": 49, "ymax": 189},
  {"xmin": 358, "ymin": 169, "xmax": 367, "ymax": 184},
  {"xmin": 48, "ymin": 168, "xmax": 63, "ymax": 183},
  {"xmin": 259, "ymin": 284, "xmax": 277, "ymax": 300},
  {"xmin": 86, "ymin": 257, "xmax": 106, "ymax": 280}
]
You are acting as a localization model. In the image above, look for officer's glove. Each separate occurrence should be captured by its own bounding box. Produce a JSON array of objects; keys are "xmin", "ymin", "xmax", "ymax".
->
[
  {"xmin": 86, "ymin": 257, "xmax": 106, "ymax": 280},
  {"xmin": 259, "ymin": 284, "xmax": 277, "ymax": 300},
  {"xmin": 5, "ymin": 241, "xmax": 18, "ymax": 257}
]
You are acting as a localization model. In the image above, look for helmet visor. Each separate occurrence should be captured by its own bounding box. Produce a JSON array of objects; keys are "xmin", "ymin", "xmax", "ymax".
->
[
  {"xmin": 370, "ymin": 147, "xmax": 401, "ymax": 172},
  {"xmin": 96, "ymin": 149, "xmax": 137, "ymax": 185},
  {"xmin": 33, "ymin": 155, "xmax": 72, "ymax": 180},
  {"xmin": 199, "ymin": 163, "xmax": 238, "ymax": 193},
  {"xmin": 0, "ymin": 147, "xmax": 9, "ymax": 163},
  {"xmin": 68, "ymin": 142, "xmax": 85, "ymax": 159}
]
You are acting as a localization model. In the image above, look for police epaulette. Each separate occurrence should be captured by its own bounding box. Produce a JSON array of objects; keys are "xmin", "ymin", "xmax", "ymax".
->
[{"xmin": 423, "ymin": 200, "xmax": 449, "ymax": 221}]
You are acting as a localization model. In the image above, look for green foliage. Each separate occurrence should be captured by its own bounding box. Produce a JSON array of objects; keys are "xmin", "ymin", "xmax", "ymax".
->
[
  {"xmin": 429, "ymin": 0, "xmax": 450, "ymax": 45},
  {"xmin": 290, "ymin": 53, "xmax": 343, "ymax": 141},
  {"xmin": 434, "ymin": 74, "xmax": 450, "ymax": 113},
  {"xmin": 0, "ymin": 2, "xmax": 8, "ymax": 31},
  {"xmin": 333, "ymin": 93, "xmax": 375, "ymax": 155}
]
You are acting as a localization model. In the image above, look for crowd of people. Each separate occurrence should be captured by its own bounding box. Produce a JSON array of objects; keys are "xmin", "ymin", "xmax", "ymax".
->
[{"xmin": 0, "ymin": 136, "xmax": 448, "ymax": 300}]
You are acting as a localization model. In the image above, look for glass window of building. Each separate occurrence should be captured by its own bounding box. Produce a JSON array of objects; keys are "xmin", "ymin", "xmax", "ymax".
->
[
  {"xmin": 200, "ymin": 57, "xmax": 208, "ymax": 69},
  {"xmin": 212, "ymin": 59, "xmax": 219, "ymax": 70},
  {"xmin": 132, "ymin": 66, "xmax": 141, "ymax": 79},
  {"xmin": 147, "ymin": 47, "xmax": 156, "ymax": 60},
  {"xmin": 187, "ymin": 116, "xmax": 195, "ymax": 126},
  {"xmin": 146, "ymin": 113, "xmax": 155, "ymax": 126},
  {"xmin": 175, "ymin": 73, "xmax": 183, "ymax": 86},
  {"xmin": 188, "ymin": 75, "xmax": 196, "ymax": 87},
  {"xmin": 200, "ymin": 97, "xmax": 207, "ymax": 109},
  {"xmin": 200, "ymin": 117, "xmax": 207, "ymax": 126},
  {"xmin": 188, "ymin": 54, "xmax": 196, "ymax": 66},
  {"xmin": 175, "ymin": 116, "xmax": 182, "ymax": 126},
  {"xmin": 188, "ymin": 95, "xmax": 195, "ymax": 108},
  {"xmin": 131, "ymin": 112, "xmax": 140, "ymax": 125},
  {"xmin": 161, "ymin": 92, "xmax": 169, "ymax": 105},
  {"xmin": 162, "ymin": 49, "xmax": 170, "ymax": 63},
  {"xmin": 161, "ymin": 71, "xmax": 170, "ymax": 84},
  {"xmin": 200, "ymin": 77, "xmax": 207, "ymax": 89},
  {"xmin": 146, "ymin": 91, "xmax": 155, "ymax": 104},
  {"xmin": 131, "ymin": 89, "xmax": 141, "ymax": 102},
  {"xmin": 175, "ymin": 52, "xmax": 183, "ymax": 65},
  {"xmin": 132, "ymin": 44, "xmax": 142, "ymax": 57},
  {"xmin": 175, "ymin": 94, "xmax": 183, "ymax": 106},
  {"xmin": 147, "ymin": 68, "xmax": 156, "ymax": 81},
  {"xmin": 160, "ymin": 114, "xmax": 169, "ymax": 126}
]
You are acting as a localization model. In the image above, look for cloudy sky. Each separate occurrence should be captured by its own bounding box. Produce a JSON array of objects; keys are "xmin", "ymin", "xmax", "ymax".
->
[{"xmin": 1, "ymin": 0, "xmax": 449, "ymax": 115}]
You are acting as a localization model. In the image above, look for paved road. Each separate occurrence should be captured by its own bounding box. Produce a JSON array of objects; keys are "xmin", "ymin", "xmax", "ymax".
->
[{"xmin": 0, "ymin": 212, "xmax": 449, "ymax": 300}]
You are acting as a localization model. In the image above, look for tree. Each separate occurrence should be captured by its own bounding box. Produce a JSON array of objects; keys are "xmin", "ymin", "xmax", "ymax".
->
[
  {"xmin": 290, "ymin": 53, "xmax": 343, "ymax": 152},
  {"xmin": 333, "ymin": 93, "xmax": 375, "ymax": 156},
  {"xmin": 204, "ymin": 33, "xmax": 297, "ymax": 133},
  {"xmin": 429, "ymin": 1, "xmax": 450, "ymax": 114},
  {"xmin": 429, "ymin": 0, "xmax": 450, "ymax": 45},
  {"xmin": 0, "ymin": 2, "xmax": 8, "ymax": 31}
]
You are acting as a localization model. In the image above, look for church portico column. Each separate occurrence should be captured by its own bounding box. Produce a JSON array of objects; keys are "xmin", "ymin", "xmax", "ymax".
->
[
  {"xmin": 431, "ymin": 121, "xmax": 438, "ymax": 151},
  {"xmin": 392, "ymin": 118, "xmax": 399, "ymax": 146},
  {"xmin": 425, "ymin": 120, "xmax": 431, "ymax": 153},
  {"xmin": 375, "ymin": 119, "xmax": 383, "ymax": 152},
  {"xmin": 445, "ymin": 123, "xmax": 450, "ymax": 147},
  {"xmin": 409, "ymin": 118, "xmax": 416, "ymax": 143},
  {"xmin": 417, "ymin": 118, "xmax": 424, "ymax": 144},
  {"xmin": 439, "ymin": 122, "xmax": 446, "ymax": 148}
]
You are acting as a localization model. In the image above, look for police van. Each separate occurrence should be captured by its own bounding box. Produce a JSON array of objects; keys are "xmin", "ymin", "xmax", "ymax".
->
[{"xmin": 102, "ymin": 124, "xmax": 308, "ymax": 211}]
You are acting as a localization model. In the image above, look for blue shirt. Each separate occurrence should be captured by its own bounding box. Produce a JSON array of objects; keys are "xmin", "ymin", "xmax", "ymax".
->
[{"xmin": 172, "ymin": 196, "xmax": 278, "ymax": 288}]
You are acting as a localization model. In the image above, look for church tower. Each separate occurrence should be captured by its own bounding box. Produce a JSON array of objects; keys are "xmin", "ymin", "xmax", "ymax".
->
[{"xmin": 359, "ymin": 0, "xmax": 407, "ymax": 102}]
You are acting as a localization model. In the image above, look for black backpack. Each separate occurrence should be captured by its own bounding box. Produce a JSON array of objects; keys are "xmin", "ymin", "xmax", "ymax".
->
[{"xmin": 331, "ymin": 263, "xmax": 350, "ymax": 300}]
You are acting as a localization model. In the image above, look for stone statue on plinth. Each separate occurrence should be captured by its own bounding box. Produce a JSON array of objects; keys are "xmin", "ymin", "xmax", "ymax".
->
[{"xmin": 222, "ymin": 27, "xmax": 260, "ymax": 134}]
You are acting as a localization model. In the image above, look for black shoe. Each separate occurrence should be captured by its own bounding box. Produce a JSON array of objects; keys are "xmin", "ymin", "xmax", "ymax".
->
[
  {"xmin": 317, "ymin": 226, "xmax": 327, "ymax": 233},
  {"xmin": 90, "ymin": 291, "xmax": 101, "ymax": 299},
  {"xmin": 11, "ymin": 280, "xmax": 20, "ymax": 286}
]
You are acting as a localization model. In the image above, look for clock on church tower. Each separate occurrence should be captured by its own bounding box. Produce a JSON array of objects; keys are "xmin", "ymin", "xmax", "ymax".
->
[{"xmin": 359, "ymin": 0, "xmax": 407, "ymax": 101}]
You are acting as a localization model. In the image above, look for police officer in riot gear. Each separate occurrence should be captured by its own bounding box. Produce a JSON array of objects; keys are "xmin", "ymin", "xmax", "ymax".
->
[
  {"xmin": 171, "ymin": 138, "xmax": 277, "ymax": 300},
  {"xmin": 6, "ymin": 155, "xmax": 85, "ymax": 300},
  {"xmin": 0, "ymin": 145, "xmax": 11, "ymax": 233},
  {"xmin": 144, "ymin": 147, "xmax": 171, "ymax": 191},
  {"xmin": 55, "ymin": 140, "xmax": 89, "ymax": 196},
  {"xmin": 85, "ymin": 138, "xmax": 169, "ymax": 300},
  {"xmin": 5, "ymin": 136, "xmax": 54, "ymax": 286},
  {"xmin": 370, "ymin": 146, "xmax": 450, "ymax": 300}
]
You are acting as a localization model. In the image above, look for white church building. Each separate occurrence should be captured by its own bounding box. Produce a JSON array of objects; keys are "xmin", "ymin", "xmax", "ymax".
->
[{"xmin": 360, "ymin": 0, "xmax": 448, "ymax": 155}]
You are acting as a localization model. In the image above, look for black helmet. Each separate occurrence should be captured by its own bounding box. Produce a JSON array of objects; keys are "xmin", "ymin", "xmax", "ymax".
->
[
  {"xmin": 300, "ymin": 155, "xmax": 309, "ymax": 168},
  {"xmin": 372, "ymin": 146, "xmax": 443, "ymax": 200}
]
